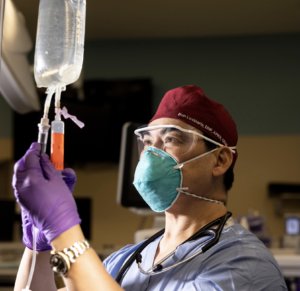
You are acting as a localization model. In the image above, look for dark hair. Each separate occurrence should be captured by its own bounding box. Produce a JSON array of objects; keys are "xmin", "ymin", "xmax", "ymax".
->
[{"xmin": 203, "ymin": 140, "xmax": 234, "ymax": 191}]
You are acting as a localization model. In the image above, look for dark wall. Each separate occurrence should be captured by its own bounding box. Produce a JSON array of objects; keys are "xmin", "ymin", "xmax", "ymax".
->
[
  {"xmin": 1, "ymin": 34, "xmax": 300, "ymax": 139},
  {"xmin": 83, "ymin": 34, "xmax": 300, "ymax": 135}
]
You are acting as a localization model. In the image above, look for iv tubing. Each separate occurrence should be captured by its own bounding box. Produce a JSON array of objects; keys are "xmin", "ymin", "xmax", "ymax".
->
[
  {"xmin": 54, "ymin": 86, "xmax": 64, "ymax": 118},
  {"xmin": 38, "ymin": 87, "xmax": 55, "ymax": 153},
  {"xmin": 43, "ymin": 87, "xmax": 55, "ymax": 118},
  {"xmin": 22, "ymin": 226, "xmax": 38, "ymax": 291}
]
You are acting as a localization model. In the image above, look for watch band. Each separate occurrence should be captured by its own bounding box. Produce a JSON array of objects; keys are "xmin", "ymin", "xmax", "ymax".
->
[{"xmin": 50, "ymin": 239, "xmax": 90, "ymax": 276}]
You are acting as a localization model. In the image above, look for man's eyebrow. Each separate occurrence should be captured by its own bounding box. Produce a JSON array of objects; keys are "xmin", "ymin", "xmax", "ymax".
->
[
  {"xmin": 141, "ymin": 130, "xmax": 150, "ymax": 136},
  {"xmin": 161, "ymin": 127, "xmax": 181, "ymax": 134},
  {"xmin": 141, "ymin": 127, "xmax": 181, "ymax": 136}
]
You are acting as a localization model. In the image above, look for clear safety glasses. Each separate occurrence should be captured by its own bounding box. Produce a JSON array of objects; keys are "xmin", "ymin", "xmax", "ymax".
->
[{"xmin": 134, "ymin": 124, "xmax": 236, "ymax": 157}]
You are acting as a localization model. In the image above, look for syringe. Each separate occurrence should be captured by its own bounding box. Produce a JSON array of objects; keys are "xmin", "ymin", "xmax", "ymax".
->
[
  {"xmin": 51, "ymin": 118, "xmax": 64, "ymax": 170},
  {"xmin": 37, "ymin": 118, "xmax": 50, "ymax": 154},
  {"xmin": 51, "ymin": 87, "xmax": 65, "ymax": 170}
]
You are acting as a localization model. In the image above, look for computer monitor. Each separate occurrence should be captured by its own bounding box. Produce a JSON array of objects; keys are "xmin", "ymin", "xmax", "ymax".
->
[{"xmin": 116, "ymin": 122, "xmax": 153, "ymax": 215}]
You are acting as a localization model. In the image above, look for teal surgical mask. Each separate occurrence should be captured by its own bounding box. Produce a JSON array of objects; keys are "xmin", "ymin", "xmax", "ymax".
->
[{"xmin": 133, "ymin": 146, "xmax": 222, "ymax": 212}]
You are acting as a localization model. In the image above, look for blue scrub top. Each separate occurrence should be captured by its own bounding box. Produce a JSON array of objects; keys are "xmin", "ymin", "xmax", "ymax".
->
[{"xmin": 104, "ymin": 222, "xmax": 287, "ymax": 291}]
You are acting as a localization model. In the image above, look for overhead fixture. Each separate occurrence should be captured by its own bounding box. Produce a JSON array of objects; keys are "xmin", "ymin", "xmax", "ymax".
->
[{"xmin": 0, "ymin": 0, "xmax": 40, "ymax": 114}]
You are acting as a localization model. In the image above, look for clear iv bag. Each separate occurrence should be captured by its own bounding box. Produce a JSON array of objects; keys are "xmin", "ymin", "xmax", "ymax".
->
[{"xmin": 34, "ymin": 0, "xmax": 86, "ymax": 88}]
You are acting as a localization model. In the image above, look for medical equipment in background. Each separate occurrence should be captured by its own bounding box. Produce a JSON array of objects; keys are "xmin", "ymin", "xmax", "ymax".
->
[
  {"xmin": 241, "ymin": 210, "xmax": 271, "ymax": 248},
  {"xmin": 282, "ymin": 213, "xmax": 300, "ymax": 250},
  {"xmin": 22, "ymin": 1, "xmax": 86, "ymax": 290}
]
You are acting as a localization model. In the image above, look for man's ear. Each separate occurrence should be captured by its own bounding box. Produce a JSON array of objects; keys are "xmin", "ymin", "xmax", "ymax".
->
[{"xmin": 212, "ymin": 147, "xmax": 233, "ymax": 177}]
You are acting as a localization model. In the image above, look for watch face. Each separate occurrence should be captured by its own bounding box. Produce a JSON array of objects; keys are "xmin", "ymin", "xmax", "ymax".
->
[{"xmin": 50, "ymin": 253, "xmax": 69, "ymax": 275}]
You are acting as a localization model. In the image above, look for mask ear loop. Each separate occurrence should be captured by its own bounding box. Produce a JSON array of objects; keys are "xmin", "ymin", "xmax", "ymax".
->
[
  {"xmin": 173, "ymin": 148, "xmax": 225, "ymax": 205},
  {"xmin": 173, "ymin": 148, "xmax": 219, "ymax": 170},
  {"xmin": 177, "ymin": 189, "xmax": 224, "ymax": 205}
]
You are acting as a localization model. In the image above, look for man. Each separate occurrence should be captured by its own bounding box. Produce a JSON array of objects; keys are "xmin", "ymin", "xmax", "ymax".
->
[{"xmin": 13, "ymin": 85, "xmax": 287, "ymax": 290}]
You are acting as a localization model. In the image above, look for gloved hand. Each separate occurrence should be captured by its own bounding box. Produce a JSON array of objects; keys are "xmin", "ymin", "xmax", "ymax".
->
[
  {"xmin": 19, "ymin": 165, "xmax": 78, "ymax": 251},
  {"xmin": 61, "ymin": 168, "xmax": 77, "ymax": 192},
  {"xmin": 21, "ymin": 207, "xmax": 51, "ymax": 251},
  {"xmin": 13, "ymin": 142, "xmax": 81, "ymax": 243}
]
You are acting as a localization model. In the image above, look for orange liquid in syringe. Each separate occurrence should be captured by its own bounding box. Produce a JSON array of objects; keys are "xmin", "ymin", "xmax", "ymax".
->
[{"xmin": 51, "ymin": 132, "xmax": 64, "ymax": 170}]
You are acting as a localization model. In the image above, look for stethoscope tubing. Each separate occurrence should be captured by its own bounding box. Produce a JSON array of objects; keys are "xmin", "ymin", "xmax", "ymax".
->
[
  {"xmin": 137, "ymin": 229, "xmax": 216, "ymax": 275},
  {"xmin": 116, "ymin": 212, "xmax": 232, "ymax": 284}
]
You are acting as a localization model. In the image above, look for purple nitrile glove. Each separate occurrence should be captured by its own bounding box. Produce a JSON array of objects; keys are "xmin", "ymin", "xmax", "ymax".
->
[
  {"xmin": 61, "ymin": 167, "xmax": 77, "ymax": 193},
  {"xmin": 12, "ymin": 142, "xmax": 81, "ymax": 243},
  {"xmin": 19, "ymin": 165, "xmax": 78, "ymax": 251},
  {"xmin": 21, "ymin": 207, "xmax": 51, "ymax": 251}
]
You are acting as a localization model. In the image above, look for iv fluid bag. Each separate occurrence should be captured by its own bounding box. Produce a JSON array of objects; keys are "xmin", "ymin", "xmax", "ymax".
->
[{"xmin": 34, "ymin": 0, "xmax": 86, "ymax": 88}]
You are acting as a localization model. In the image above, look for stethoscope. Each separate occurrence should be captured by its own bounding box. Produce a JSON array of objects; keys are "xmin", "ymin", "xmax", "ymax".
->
[{"xmin": 116, "ymin": 211, "xmax": 232, "ymax": 284}]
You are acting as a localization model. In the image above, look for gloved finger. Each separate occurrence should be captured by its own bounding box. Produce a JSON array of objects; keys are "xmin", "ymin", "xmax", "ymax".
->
[
  {"xmin": 40, "ymin": 153, "xmax": 60, "ymax": 180},
  {"xmin": 61, "ymin": 168, "xmax": 76, "ymax": 180},
  {"xmin": 12, "ymin": 170, "xmax": 40, "ymax": 207},
  {"xmin": 29, "ymin": 142, "xmax": 41, "ymax": 152},
  {"xmin": 13, "ymin": 142, "xmax": 41, "ymax": 172},
  {"xmin": 15, "ymin": 146, "xmax": 44, "ymax": 186},
  {"xmin": 61, "ymin": 168, "xmax": 77, "ymax": 192},
  {"xmin": 20, "ymin": 207, "xmax": 32, "ymax": 226},
  {"xmin": 12, "ymin": 170, "xmax": 25, "ymax": 196},
  {"xmin": 13, "ymin": 143, "xmax": 45, "ymax": 194}
]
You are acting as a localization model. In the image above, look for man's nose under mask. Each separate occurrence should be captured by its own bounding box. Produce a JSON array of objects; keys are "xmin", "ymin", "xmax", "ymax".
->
[{"xmin": 133, "ymin": 146, "xmax": 223, "ymax": 212}]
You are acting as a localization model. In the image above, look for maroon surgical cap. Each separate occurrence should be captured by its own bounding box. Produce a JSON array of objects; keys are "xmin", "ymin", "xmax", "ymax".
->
[{"xmin": 150, "ymin": 85, "xmax": 238, "ymax": 163}]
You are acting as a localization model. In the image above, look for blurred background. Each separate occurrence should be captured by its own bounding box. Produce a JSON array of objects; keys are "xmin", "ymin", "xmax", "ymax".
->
[{"xmin": 0, "ymin": 0, "xmax": 300, "ymax": 288}]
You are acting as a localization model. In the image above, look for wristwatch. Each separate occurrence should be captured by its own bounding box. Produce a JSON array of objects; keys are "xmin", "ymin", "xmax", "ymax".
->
[{"xmin": 50, "ymin": 239, "xmax": 90, "ymax": 276}]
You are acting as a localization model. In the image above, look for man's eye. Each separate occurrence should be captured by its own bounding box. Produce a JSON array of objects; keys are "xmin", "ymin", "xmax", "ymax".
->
[
  {"xmin": 142, "ymin": 138, "xmax": 153, "ymax": 146},
  {"xmin": 164, "ymin": 136, "xmax": 179, "ymax": 144}
]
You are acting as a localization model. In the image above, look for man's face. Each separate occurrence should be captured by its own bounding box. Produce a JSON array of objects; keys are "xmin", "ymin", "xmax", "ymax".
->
[
  {"xmin": 135, "ymin": 118, "xmax": 208, "ymax": 164},
  {"xmin": 135, "ymin": 118, "xmax": 221, "ymax": 209}
]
